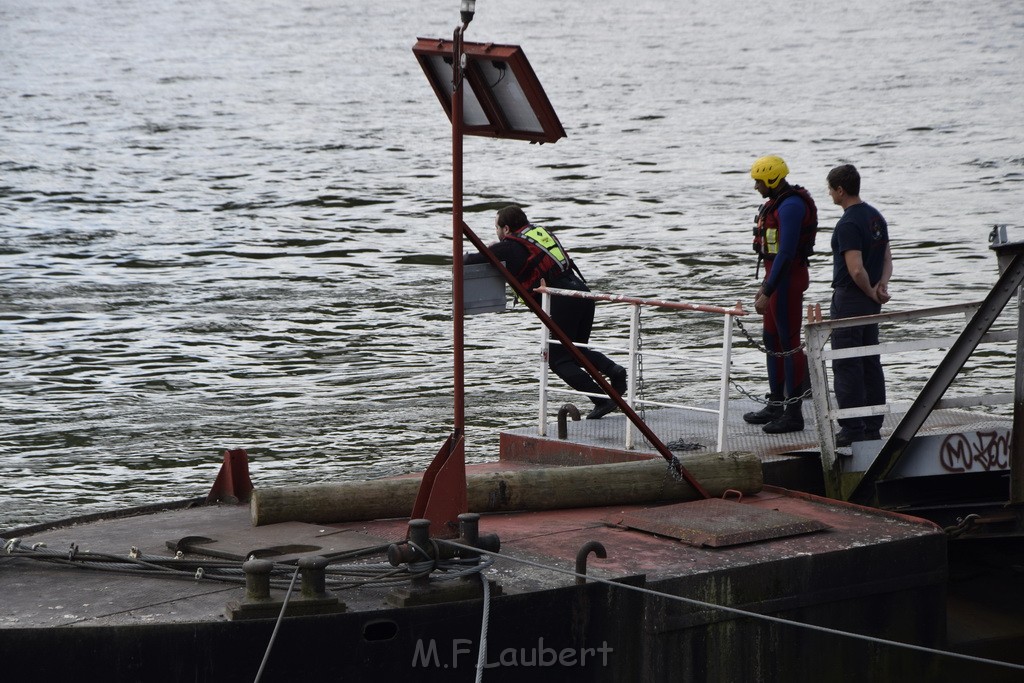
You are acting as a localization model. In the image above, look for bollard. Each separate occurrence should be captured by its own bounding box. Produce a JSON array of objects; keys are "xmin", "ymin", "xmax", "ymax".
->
[
  {"xmin": 298, "ymin": 555, "xmax": 329, "ymax": 599},
  {"xmin": 242, "ymin": 559, "xmax": 275, "ymax": 601}
]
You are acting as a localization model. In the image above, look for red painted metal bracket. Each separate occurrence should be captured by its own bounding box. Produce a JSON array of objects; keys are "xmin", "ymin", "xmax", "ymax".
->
[
  {"xmin": 207, "ymin": 448, "xmax": 255, "ymax": 504},
  {"xmin": 410, "ymin": 432, "xmax": 468, "ymax": 538}
]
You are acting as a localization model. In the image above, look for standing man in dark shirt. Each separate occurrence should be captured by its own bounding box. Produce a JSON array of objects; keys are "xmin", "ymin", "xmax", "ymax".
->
[
  {"xmin": 744, "ymin": 155, "xmax": 818, "ymax": 434},
  {"xmin": 465, "ymin": 205, "xmax": 627, "ymax": 419},
  {"xmin": 827, "ymin": 164, "xmax": 893, "ymax": 446}
]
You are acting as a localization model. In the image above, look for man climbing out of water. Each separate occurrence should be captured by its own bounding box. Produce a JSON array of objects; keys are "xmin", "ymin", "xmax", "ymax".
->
[
  {"xmin": 827, "ymin": 164, "xmax": 892, "ymax": 446},
  {"xmin": 743, "ymin": 155, "xmax": 818, "ymax": 433},
  {"xmin": 465, "ymin": 205, "xmax": 627, "ymax": 419}
]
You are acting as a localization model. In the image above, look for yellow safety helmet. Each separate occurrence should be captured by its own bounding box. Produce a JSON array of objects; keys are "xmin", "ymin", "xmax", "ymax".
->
[{"xmin": 750, "ymin": 155, "xmax": 789, "ymax": 189}]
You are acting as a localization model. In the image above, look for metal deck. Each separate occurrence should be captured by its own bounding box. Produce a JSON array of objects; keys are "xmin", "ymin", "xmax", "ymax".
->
[
  {"xmin": 498, "ymin": 398, "xmax": 1012, "ymax": 496},
  {"xmin": 1, "ymin": 488, "xmax": 943, "ymax": 625},
  {"xmin": 0, "ymin": 462, "xmax": 1019, "ymax": 680}
]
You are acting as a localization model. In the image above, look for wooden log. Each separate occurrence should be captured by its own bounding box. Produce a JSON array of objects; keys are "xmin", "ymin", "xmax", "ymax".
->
[{"xmin": 251, "ymin": 451, "xmax": 762, "ymax": 527}]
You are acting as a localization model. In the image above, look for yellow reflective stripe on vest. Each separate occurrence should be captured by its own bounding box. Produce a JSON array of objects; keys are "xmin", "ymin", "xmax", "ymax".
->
[
  {"xmin": 764, "ymin": 227, "xmax": 779, "ymax": 254},
  {"xmin": 521, "ymin": 226, "xmax": 569, "ymax": 269}
]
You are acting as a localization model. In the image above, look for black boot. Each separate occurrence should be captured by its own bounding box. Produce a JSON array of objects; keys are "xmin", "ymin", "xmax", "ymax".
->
[
  {"xmin": 743, "ymin": 394, "xmax": 783, "ymax": 424},
  {"xmin": 763, "ymin": 399, "xmax": 804, "ymax": 434},
  {"xmin": 586, "ymin": 399, "xmax": 617, "ymax": 420}
]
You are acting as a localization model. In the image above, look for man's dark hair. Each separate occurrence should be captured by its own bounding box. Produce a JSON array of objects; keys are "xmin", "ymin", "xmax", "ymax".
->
[
  {"xmin": 496, "ymin": 205, "xmax": 529, "ymax": 231},
  {"xmin": 827, "ymin": 164, "xmax": 861, "ymax": 196}
]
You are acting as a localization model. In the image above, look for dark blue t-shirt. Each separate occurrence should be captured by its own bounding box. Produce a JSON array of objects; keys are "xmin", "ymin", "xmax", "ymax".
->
[{"xmin": 831, "ymin": 202, "xmax": 888, "ymax": 289}]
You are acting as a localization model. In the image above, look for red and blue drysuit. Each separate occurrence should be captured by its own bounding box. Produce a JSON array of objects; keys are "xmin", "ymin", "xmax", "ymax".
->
[{"xmin": 754, "ymin": 185, "xmax": 817, "ymax": 401}]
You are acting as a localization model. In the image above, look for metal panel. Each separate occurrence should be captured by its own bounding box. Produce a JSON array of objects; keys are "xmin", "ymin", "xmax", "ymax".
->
[
  {"xmin": 464, "ymin": 262, "xmax": 506, "ymax": 315},
  {"xmin": 610, "ymin": 498, "xmax": 829, "ymax": 548}
]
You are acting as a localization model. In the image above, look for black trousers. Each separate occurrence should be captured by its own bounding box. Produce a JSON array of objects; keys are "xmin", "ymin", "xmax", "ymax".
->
[
  {"xmin": 830, "ymin": 288, "xmax": 885, "ymax": 432},
  {"xmin": 548, "ymin": 293, "xmax": 619, "ymax": 406}
]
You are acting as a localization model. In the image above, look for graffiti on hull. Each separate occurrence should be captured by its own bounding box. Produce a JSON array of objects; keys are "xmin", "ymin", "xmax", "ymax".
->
[{"xmin": 938, "ymin": 431, "xmax": 1011, "ymax": 473}]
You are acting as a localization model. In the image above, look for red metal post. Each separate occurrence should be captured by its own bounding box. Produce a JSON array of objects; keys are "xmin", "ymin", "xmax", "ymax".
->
[
  {"xmin": 412, "ymin": 24, "xmax": 470, "ymax": 536},
  {"xmin": 452, "ymin": 24, "xmax": 466, "ymax": 441}
]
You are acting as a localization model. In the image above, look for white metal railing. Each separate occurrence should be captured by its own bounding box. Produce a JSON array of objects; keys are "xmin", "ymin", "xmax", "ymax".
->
[
  {"xmin": 803, "ymin": 300, "xmax": 1018, "ymax": 483},
  {"xmin": 533, "ymin": 286, "xmax": 747, "ymax": 451}
]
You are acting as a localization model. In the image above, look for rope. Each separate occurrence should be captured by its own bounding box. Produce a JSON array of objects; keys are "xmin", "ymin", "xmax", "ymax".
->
[
  {"xmin": 475, "ymin": 570, "xmax": 491, "ymax": 683},
  {"xmin": 665, "ymin": 440, "xmax": 705, "ymax": 454},
  {"xmin": 438, "ymin": 540, "xmax": 1024, "ymax": 675},
  {"xmin": 0, "ymin": 536, "xmax": 448, "ymax": 589},
  {"xmin": 253, "ymin": 565, "xmax": 300, "ymax": 683}
]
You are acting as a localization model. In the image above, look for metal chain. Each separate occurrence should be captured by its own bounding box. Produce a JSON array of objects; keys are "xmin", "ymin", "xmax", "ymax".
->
[
  {"xmin": 731, "ymin": 380, "xmax": 812, "ymax": 408},
  {"xmin": 732, "ymin": 317, "xmax": 816, "ymax": 407},
  {"xmin": 667, "ymin": 455, "xmax": 684, "ymax": 481},
  {"xmin": 734, "ymin": 316, "xmax": 807, "ymax": 358}
]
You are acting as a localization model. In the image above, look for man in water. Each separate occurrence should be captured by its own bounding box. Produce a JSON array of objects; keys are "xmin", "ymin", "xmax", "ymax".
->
[
  {"xmin": 744, "ymin": 155, "xmax": 818, "ymax": 433},
  {"xmin": 827, "ymin": 164, "xmax": 892, "ymax": 446},
  {"xmin": 465, "ymin": 205, "xmax": 627, "ymax": 419}
]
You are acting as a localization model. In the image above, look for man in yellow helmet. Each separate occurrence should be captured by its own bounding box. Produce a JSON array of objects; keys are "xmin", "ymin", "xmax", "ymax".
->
[
  {"xmin": 744, "ymin": 155, "xmax": 818, "ymax": 433},
  {"xmin": 465, "ymin": 205, "xmax": 627, "ymax": 419}
]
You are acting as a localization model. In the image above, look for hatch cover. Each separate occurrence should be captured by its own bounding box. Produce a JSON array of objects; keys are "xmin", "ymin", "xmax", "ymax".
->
[{"xmin": 609, "ymin": 498, "xmax": 829, "ymax": 548}]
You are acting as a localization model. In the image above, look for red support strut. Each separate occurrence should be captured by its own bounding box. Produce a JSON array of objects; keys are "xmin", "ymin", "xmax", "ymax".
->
[
  {"xmin": 410, "ymin": 433, "xmax": 469, "ymax": 538},
  {"xmin": 207, "ymin": 448, "xmax": 254, "ymax": 504}
]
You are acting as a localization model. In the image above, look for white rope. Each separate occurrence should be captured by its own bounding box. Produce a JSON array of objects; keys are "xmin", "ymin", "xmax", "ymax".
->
[
  {"xmin": 253, "ymin": 565, "xmax": 300, "ymax": 683},
  {"xmin": 474, "ymin": 570, "xmax": 491, "ymax": 683}
]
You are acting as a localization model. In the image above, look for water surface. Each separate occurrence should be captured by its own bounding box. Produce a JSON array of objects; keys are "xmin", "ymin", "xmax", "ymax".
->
[{"xmin": 2, "ymin": 0, "xmax": 1022, "ymax": 527}]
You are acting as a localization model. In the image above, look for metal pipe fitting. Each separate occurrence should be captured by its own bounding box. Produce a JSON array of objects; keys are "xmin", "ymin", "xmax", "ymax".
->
[
  {"xmin": 575, "ymin": 541, "xmax": 607, "ymax": 586},
  {"xmin": 557, "ymin": 403, "xmax": 581, "ymax": 439}
]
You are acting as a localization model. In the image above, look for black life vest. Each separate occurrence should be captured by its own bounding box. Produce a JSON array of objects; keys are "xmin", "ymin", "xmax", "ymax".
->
[{"xmin": 752, "ymin": 184, "xmax": 818, "ymax": 262}]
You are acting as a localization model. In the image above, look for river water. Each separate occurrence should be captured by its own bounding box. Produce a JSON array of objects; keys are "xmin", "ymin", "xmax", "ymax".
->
[{"xmin": 2, "ymin": 0, "xmax": 1022, "ymax": 528}]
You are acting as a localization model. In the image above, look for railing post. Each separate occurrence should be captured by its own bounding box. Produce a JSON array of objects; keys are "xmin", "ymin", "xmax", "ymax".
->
[
  {"xmin": 625, "ymin": 303, "xmax": 641, "ymax": 449},
  {"xmin": 717, "ymin": 312, "xmax": 733, "ymax": 451},
  {"xmin": 538, "ymin": 290, "xmax": 551, "ymax": 436},
  {"xmin": 804, "ymin": 313, "xmax": 842, "ymax": 497}
]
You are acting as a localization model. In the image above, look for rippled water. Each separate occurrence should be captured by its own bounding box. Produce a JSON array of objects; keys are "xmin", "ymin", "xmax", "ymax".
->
[{"xmin": 2, "ymin": 0, "xmax": 1022, "ymax": 528}]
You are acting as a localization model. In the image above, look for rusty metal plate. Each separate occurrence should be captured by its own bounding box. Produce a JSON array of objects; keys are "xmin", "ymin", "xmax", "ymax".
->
[{"xmin": 609, "ymin": 498, "xmax": 829, "ymax": 548}]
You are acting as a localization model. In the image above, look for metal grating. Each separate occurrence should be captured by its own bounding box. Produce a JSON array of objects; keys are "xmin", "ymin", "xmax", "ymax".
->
[
  {"xmin": 524, "ymin": 398, "xmax": 1010, "ymax": 465},
  {"xmin": 610, "ymin": 498, "xmax": 829, "ymax": 548}
]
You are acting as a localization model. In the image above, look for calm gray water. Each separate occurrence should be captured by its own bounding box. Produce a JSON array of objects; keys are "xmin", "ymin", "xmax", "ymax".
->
[{"xmin": 2, "ymin": 0, "xmax": 1023, "ymax": 528}]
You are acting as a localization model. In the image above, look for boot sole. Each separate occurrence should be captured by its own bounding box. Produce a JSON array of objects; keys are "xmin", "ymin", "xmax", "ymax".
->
[
  {"xmin": 743, "ymin": 413, "xmax": 782, "ymax": 425},
  {"xmin": 763, "ymin": 425, "xmax": 805, "ymax": 434},
  {"xmin": 586, "ymin": 402, "xmax": 618, "ymax": 420}
]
